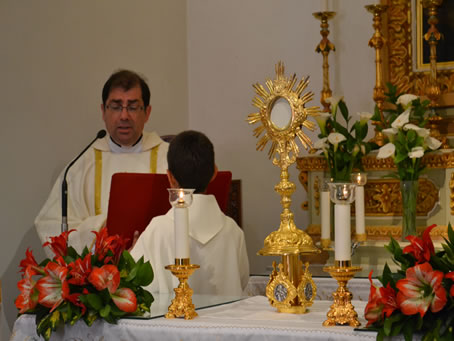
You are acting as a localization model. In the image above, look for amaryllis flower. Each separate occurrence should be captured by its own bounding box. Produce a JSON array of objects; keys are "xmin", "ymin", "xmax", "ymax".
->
[
  {"xmin": 382, "ymin": 128, "xmax": 398, "ymax": 142},
  {"xmin": 391, "ymin": 109, "xmax": 410, "ymax": 129},
  {"xmin": 88, "ymin": 264, "xmax": 120, "ymax": 294},
  {"xmin": 35, "ymin": 261, "xmax": 69, "ymax": 312},
  {"xmin": 364, "ymin": 271, "xmax": 398, "ymax": 326},
  {"xmin": 425, "ymin": 136, "xmax": 442, "ymax": 150},
  {"xmin": 403, "ymin": 224, "xmax": 436, "ymax": 264},
  {"xmin": 19, "ymin": 248, "xmax": 42, "ymax": 276},
  {"xmin": 377, "ymin": 142, "xmax": 396, "ymax": 159},
  {"xmin": 314, "ymin": 113, "xmax": 331, "ymax": 135},
  {"xmin": 408, "ymin": 146, "xmax": 424, "ymax": 159},
  {"xmin": 68, "ymin": 253, "xmax": 92, "ymax": 285},
  {"xmin": 327, "ymin": 132, "xmax": 346, "ymax": 152},
  {"xmin": 111, "ymin": 287, "xmax": 137, "ymax": 313},
  {"xmin": 15, "ymin": 266, "xmax": 39, "ymax": 313},
  {"xmin": 396, "ymin": 262, "xmax": 447, "ymax": 317},
  {"xmin": 396, "ymin": 94, "xmax": 418, "ymax": 108},
  {"xmin": 108, "ymin": 236, "xmax": 129, "ymax": 265},
  {"xmin": 43, "ymin": 229, "xmax": 76, "ymax": 258},
  {"xmin": 67, "ymin": 293, "xmax": 87, "ymax": 316},
  {"xmin": 92, "ymin": 227, "xmax": 117, "ymax": 262},
  {"xmin": 446, "ymin": 272, "xmax": 454, "ymax": 297}
]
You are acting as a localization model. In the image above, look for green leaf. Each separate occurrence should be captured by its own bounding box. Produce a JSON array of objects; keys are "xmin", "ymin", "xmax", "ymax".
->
[
  {"xmin": 133, "ymin": 262, "xmax": 154, "ymax": 286},
  {"xmin": 338, "ymin": 100, "xmax": 349, "ymax": 122},
  {"xmin": 100, "ymin": 304, "xmax": 111, "ymax": 318},
  {"xmin": 86, "ymin": 293, "xmax": 103, "ymax": 311}
]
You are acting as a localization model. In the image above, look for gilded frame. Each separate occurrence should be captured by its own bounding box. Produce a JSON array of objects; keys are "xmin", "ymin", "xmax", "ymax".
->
[{"xmin": 385, "ymin": 0, "xmax": 454, "ymax": 107}]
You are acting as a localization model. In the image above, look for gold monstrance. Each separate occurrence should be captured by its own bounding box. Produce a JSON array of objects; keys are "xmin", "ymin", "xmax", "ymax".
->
[{"xmin": 247, "ymin": 62, "xmax": 320, "ymax": 313}]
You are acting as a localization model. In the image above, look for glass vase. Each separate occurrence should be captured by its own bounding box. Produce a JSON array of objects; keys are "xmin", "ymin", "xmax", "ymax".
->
[{"xmin": 400, "ymin": 180, "xmax": 418, "ymax": 241}]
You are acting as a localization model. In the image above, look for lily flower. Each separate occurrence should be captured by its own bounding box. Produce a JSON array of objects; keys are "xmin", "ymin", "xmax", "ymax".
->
[
  {"xmin": 425, "ymin": 136, "xmax": 442, "ymax": 150},
  {"xmin": 92, "ymin": 227, "xmax": 117, "ymax": 262},
  {"xmin": 313, "ymin": 137, "xmax": 329, "ymax": 150},
  {"xmin": 67, "ymin": 293, "xmax": 87, "ymax": 316},
  {"xmin": 403, "ymin": 124, "xmax": 430, "ymax": 138},
  {"xmin": 396, "ymin": 262, "xmax": 447, "ymax": 317},
  {"xmin": 391, "ymin": 109, "xmax": 410, "ymax": 129},
  {"xmin": 397, "ymin": 94, "xmax": 418, "ymax": 109},
  {"xmin": 382, "ymin": 128, "xmax": 398, "ymax": 142},
  {"xmin": 326, "ymin": 95, "xmax": 343, "ymax": 118},
  {"xmin": 68, "ymin": 253, "xmax": 92, "ymax": 286},
  {"xmin": 403, "ymin": 224, "xmax": 436, "ymax": 264},
  {"xmin": 35, "ymin": 261, "xmax": 69, "ymax": 312},
  {"xmin": 327, "ymin": 132, "xmax": 346, "ymax": 152},
  {"xmin": 111, "ymin": 287, "xmax": 137, "ymax": 313},
  {"xmin": 43, "ymin": 229, "xmax": 76, "ymax": 259},
  {"xmin": 408, "ymin": 146, "xmax": 424, "ymax": 159},
  {"xmin": 19, "ymin": 248, "xmax": 43, "ymax": 277},
  {"xmin": 15, "ymin": 266, "xmax": 39, "ymax": 313},
  {"xmin": 359, "ymin": 112, "xmax": 373, "ymax": 126},
  {"xmin": 377, "ymin": 142, "xmax": 395, "ymax": 159},
  {"xmin": 314, "ymin": 113, "xmax": 331, "ymax": 136},
  {"xmin": 88, "ymin": 264, "xmax": 120, "ymax": 294}
]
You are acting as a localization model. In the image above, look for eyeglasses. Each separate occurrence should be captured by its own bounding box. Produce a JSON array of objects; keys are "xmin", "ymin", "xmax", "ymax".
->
[{"xmin": 106, "ymin": 104, "xmax": 144, "ymax": 114}]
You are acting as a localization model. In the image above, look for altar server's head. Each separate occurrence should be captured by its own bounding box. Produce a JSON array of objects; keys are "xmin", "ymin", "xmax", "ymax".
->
[
  {"xmin": 167, "ymin": 130, "xmax": 217, "ymax": 193},
  {"xmin": 101, "ymin": 69, "xmax": 151, "ymax": 147}
]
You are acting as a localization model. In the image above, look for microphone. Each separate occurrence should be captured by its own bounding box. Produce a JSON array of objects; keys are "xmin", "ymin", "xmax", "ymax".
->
[{"xmin": 61, "ymin": 129, "xmax": 107, "ymax": 233}]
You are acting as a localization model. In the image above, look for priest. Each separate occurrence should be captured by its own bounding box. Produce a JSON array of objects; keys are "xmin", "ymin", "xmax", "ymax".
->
[{"xmin": 35, "ymin": 70, "xmax": 169, "ymax": 254}]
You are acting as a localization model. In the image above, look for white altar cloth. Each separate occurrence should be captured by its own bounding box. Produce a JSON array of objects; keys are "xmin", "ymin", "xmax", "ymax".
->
[{"xmin": 9, "ymin": 296, "xmax": 391, "ymax": 341}]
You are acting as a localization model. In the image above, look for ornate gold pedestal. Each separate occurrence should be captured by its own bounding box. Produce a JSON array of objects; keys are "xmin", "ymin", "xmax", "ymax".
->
[
  {"xmin": 165, "ymin": 260, "xmax": 200, "ymax": 320},
  {"xmin": 323, "ymin": 262, "xmax": 362, "ymax": 327}
]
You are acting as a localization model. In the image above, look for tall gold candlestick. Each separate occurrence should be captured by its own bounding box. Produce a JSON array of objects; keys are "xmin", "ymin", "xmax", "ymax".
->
[
  {"xmin": 366, "ymin": 4, "xmax": 388, "ymax": 147},
  {"xmin": 313, "ymin": 11, "xmax": 336, "ymax": 113}
]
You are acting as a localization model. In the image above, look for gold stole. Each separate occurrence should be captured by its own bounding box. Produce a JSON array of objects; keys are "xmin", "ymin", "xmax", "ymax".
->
[{"xmin": 93, "ymin": 146, "xmax": 160, "ymax": 215}]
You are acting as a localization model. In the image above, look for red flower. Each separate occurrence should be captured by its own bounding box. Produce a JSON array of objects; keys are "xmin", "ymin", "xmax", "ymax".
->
[
  {"xmin": 111, "ymin": 287, "xmax": 137, "ymax": 313},
  {"xmin": 403, "ymin": 224, "xmax": 436, "ymax": 264},
  {"xmin": 88, "ymin": 265, "xmax": 120, "ymax": 294},
  {"xmin": 15, "ymin": 266, "xmax": 39, "ymax": 313},
  {"xmin": 108, "ymin": 236, "xmax": 129, "ymax": 265},
  {"xmin": 35, "ymin": 262, "xmax": 70, "ymax": 312},
  {"xmin": 396, "ymin": 262, "xmax": 447, "ymax": 317},
  {"xmin": 67, "ymin": 293, "xmax": 87, "ymax": 315},
  {"xmin": 43, "ymin": 229, "xmax": 75, "ymax": 259},
  {"xmin": 68, "ymin": 253, "xmax": 92, "ymax": 285},
  {"xmin": 19, "ymin": 248, "xmax": 42, "ymax": 276},
  {"xmin": 364, "ymin": 271, "xmax": 398, "ymax": 326},
  {"xmin": 446, "ymin": 272, "xmax": 454, "ymax": 297},
  {"xmin": 92, "ymin": 227, "xmax": 117, "ymax": 262}
]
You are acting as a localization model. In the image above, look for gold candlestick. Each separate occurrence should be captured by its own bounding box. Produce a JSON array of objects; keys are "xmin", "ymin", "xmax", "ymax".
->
[
  {"xmin": 313, "ymin": 11, "xmax": 336, "ymax": 113},
  {"xmin": 323, "ymin": 261, "xmax": 362, "ymax": 327},
  {"xmin": 366, "ymin": 4, "xmax": 388, "ymax": 147},
  {"xmin": 165, "ymin": 258, "xmax": 200, "ymax": 320}
]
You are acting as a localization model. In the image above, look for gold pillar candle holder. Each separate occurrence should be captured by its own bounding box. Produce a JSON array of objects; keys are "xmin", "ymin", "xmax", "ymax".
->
[
  {"xmin": 323, "ymin": 261, "xmax": 362, "ymax": 327},
  {"xmin": 165, "ymin": 258, "xmax": 200, "ymax": 320},
  {"xmin": 366, "ymin": 4, "xmax": 388, "ymax": 147},
  {"xmin": 313, "ymin": 11, "xmax": 336, "ymax": 113}
]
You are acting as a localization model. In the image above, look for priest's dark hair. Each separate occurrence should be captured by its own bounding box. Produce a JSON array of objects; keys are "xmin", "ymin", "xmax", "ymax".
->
[
  {"xmin": 167, "ymin": 130, "xmax": 215, "ymax": 194},
  {"xmin": 102, "ymin": 69, "xmax": 151, "ymax": 107}
]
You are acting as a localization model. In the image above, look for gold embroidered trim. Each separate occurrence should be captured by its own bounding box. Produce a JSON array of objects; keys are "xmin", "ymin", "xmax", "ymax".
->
[
  {"xmin": 94, "ymin": 149, "xmax": 103, "ymax": 215},
  {"xmin": 150, "ymin": 145, "xmax": 159, "ymax": 173}
]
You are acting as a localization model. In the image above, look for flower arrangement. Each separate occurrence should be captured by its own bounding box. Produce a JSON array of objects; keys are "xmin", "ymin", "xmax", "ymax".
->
[
  {"xmin": 365, "ymin": 224, "xmax": 454, "ymax": 340},
  {"xmin": 15, "ymin": 227, "xmax": 154, "ymax": 340},
  {"xmin": 313, "ymin": 96, "xmax": 374, "ymax": 182},
  {"xmin": 374, "ymin": 84, "xmax": 442, "ymax": 180}
]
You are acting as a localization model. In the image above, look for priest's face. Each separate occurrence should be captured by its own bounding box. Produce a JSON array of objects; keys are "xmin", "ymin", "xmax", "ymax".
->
[{"xmin": 101, "ymin": 86, "xmax": 151, "ymax": 146}]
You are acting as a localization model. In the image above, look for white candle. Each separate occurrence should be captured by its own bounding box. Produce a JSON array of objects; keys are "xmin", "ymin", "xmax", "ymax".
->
[
  {"xmin": 174, "ymin": 206, "xmax": 190, "ymax": 259},
  {"xmin": 355, "ymin": 186, "xmax": 366, "ymax": 235},
  {"xmin": 321, "ymin": 191, "xmax": 331, "ymax": 240},
  {"xmin": 322, "ymin": 0, "xmax": 329, "ymax": 11},
  {"xmin": 334, "ymin": 204, "xmax": 351, "ymax": 261}
]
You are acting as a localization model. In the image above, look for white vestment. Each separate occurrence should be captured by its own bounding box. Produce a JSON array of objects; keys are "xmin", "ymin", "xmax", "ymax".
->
[
  {"xmin": 35, "ymin": 131, "xmax": 168, "ymax": 254},
  {"xmin": 131, "ymin": 194, "xmax": 249, "ymax": 296}
]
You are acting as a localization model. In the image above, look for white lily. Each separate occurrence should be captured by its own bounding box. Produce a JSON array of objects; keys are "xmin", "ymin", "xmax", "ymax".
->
[
  {"xmin": 377, "ymin": 142, "xmax": 396, "ymax": 159},
  {"xmin": 352, "ymin": 144, "xmax": 360, "ymax": 157},
  {"xmin": 396, "ymin": 94, "xmax": 418, "ymax": 108},
  {"xmin": 327, "ymin": 132, "xmax": 346, "ymax": 152},
  {"xmin": 314, "ymin": 113, "xmax": 331, "ymax": 135},
  {"xmin": 358, "ymin": 112, "xmax": 373, "ymax": 126},
  {"xmin": 326, "ymin": 95, "xmax": 344, "ymax": 118},
  {"xmin": 425, "ymin": 136, "xmax": 442, "ymax": 150},
  {"xmin": 314, "ymin": 137, "xmax": 329, "ymax": 150},
  {"xmin": 391, "ymin": 109, "xmax": 410, "ymax": 129},
  {"xmin": 408, "ymin": 146, "xmax": 424, "ymax": 159},
  {"xmin": 382, "ymin": 127, "xmax": 398, "ymax": 142},
  {"xmin": 360, "ymin": 144, "xmax": 366, "ymax": 155},
  {"xmin": 403, "ymin": 123, "xmax": 430, "ymax": 138}
]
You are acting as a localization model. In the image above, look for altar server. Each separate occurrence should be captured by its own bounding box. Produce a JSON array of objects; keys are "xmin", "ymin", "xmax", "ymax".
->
[
  {"xmin": 131, "ymin": 130, "xmax": 249, "ymax": 295},
  {"xmin": 35, "ymin": 70, "xmax": 168, "ymax": 254}
]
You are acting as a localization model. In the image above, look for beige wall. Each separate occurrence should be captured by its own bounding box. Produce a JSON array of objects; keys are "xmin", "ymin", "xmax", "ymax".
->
[
  {"xmin": 187, "ymin": 0, "xmax": 376, "ymax": 274},
  {"xmin": 0, "ymin": 0, "xmax": 378, "ymax": 338},
  {"xmin": 0, "ymin": 1, "xmax": 188, "ymax": 337}
]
